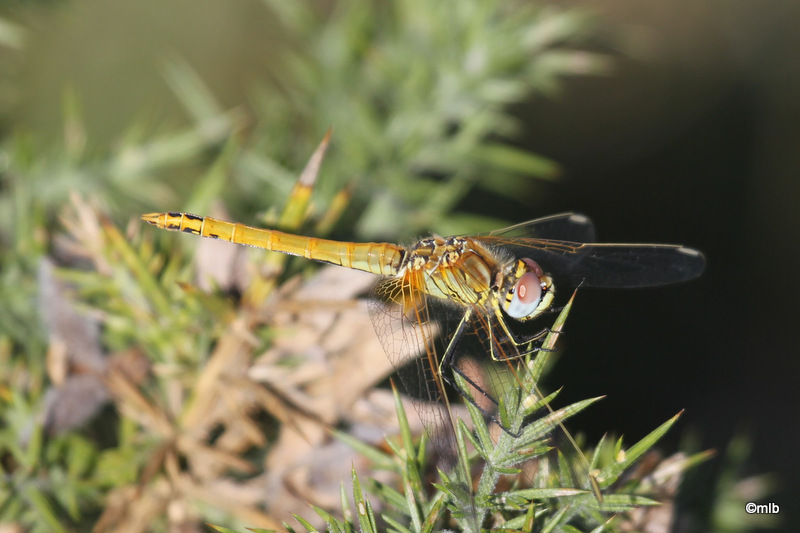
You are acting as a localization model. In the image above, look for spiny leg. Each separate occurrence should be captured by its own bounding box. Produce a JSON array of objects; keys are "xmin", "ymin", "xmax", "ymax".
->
[
  {"xmin": 438, "ymin": 310, "xmax": 526, "ymax": 438},
  {"xmin": 487, "ymin": 303, "xmax": 556, "ymax": 362}
]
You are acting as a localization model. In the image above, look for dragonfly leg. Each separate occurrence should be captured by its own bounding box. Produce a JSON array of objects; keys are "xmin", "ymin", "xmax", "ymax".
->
[
  {"xmin": 486, "ymin": 301, "xmax": 565, "ymax": 362},
  {"xmin": 437, "ymin": 311, "xmax": 524, "ymax": 438},
  {"xmin": 437, "ymin": 311, "xmax": 495, "ymax": 406}
]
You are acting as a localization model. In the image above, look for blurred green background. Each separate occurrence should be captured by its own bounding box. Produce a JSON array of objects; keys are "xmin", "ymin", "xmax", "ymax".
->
[{"xmin": 1, "ymin": 0, "xmax": 798, "ymax": 531}]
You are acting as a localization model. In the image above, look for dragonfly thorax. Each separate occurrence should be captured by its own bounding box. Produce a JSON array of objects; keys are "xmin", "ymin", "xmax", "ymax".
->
[
  {"xmin": 401, "ymin": 236, "xmax": 510, "ymax": 307},
  {"xmin": 401, "ymin": 236, "xmax": 500, "ymax": 306}
]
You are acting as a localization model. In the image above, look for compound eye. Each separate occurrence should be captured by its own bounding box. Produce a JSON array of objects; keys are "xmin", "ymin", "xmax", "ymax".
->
[{"xmin": 506, "ymin": 271, "xmax": 543, "ymax": 319}]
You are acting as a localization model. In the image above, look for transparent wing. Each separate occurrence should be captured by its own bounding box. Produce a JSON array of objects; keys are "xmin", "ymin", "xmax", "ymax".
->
[
  {"xmin": 477, "ymin": 237, "xmax": 706, "ymax": 288},
  {"xmin": 475, "ymin": 213, "xmax": 704, "ymax": 288},
  {"xmin": 368, "ymin": 273, "xmax": 541, "ymax": 455},
  {"xmin": 368, "ymin": 274, "xmax": 460, "ymax": 466},
  {"xmin": 482, "ymin": 212, "xmax": 596, "ymax": 243}
]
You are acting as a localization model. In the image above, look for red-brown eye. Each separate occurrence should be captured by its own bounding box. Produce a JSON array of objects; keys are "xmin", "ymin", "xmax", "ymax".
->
[{"xmin": 506, "ymin": 271, "xmax": 543, "ymax": 319}]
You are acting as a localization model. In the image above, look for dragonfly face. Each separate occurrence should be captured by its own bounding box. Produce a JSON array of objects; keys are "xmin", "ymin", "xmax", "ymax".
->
[{"xmin": 499, "ymin": 257, "xmax": 555, "ymax": 322}]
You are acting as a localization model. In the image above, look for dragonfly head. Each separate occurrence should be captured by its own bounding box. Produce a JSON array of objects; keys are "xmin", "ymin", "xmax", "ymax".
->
[{"xmin": 501, "ymin": 258, "xmax": 554, "ymax": 321}]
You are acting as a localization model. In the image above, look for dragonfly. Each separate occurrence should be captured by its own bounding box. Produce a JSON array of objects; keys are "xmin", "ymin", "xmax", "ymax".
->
[{"xmin": 141, "ymin": 209, "xmax": 705, "ymax": 519}]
